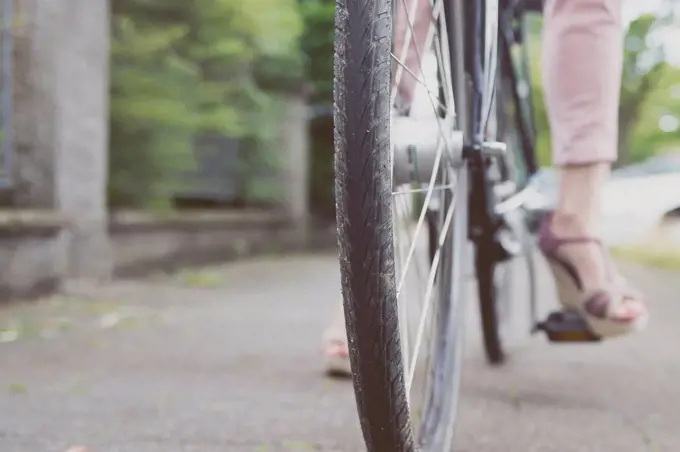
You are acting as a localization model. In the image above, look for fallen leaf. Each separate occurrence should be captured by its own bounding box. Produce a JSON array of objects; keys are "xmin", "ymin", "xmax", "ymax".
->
[{"xmin": 8, "ymin": 383, "xmax": 27, "ymax": 394}]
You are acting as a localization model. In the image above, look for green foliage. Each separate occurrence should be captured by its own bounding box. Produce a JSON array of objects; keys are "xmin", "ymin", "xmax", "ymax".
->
[
  {"xmin": 299, "ymin": 0, "xmax": 335, "ymax": 219},
  {"xmin": 109, "ymin": 16, "xmax": 198, "ymax": 209},
  {"xmin": 621, "ymin": 13, "xmax": 680, "ymax": 163},
  {"xmin": 630, "ymin": 66, "xmax": 680, "ymax": 161},
  {"xmin": 524, "ymin": 14, "xmax": 551, "ymax": 167},
  {"xmin": 237, "ymin": 98, "xmax": 287, "ymax": 204},
  {"xmin": 299, "ymin": 0, "xmax": 335, "ymax": 103},
  {"xmin": 253, "ymin": 53, "xmax": 307, "ymax": 94},
  {"xmin": 618, "ymin": 14, "xmax": 670, "ymax": 164},
  {"xmin": 109, "ymin": 0, "xmax": 304, "ymax": 209}
]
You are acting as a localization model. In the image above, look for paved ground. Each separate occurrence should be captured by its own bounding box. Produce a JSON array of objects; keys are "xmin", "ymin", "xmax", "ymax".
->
[{"xmin": 0, "ymin": 252, "xmax": 678, "ymax": 452}]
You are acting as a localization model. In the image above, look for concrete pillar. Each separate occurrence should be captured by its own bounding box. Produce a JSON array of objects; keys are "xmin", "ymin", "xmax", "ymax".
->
[
  {"xmin": 13, "ymin": 0, "xmax": 112, "ymax": 280},
  {"xmin": 56, "ymin": 0, "xmax": 111, "ymax": 280},
  {"xmin": 278, "ymin": 93, "xmax": 311, "ymax": 246},
  {"xmin": 13, "ymin": 0, "xmax": 60, "ymax": 207}
]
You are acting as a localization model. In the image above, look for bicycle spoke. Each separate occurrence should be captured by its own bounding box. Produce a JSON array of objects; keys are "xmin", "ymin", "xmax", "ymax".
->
[
  {"xmin": 392, "ymin": 184, "xmax": 455, "ymax": 196},
  {"xmin": 390, "ymin": 53, "xmax": 445, "ymax": 111},
  {"xmin": 406, "ymin": 192, "xmax": 456, "ymax": 395},
  {"xmin": 389, "ymin": 0, "xmax": 465, "ymax": 441}
]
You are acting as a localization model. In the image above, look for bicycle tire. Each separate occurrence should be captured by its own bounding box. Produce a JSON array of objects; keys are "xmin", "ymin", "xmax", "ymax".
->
[
  {"xmin": 333, "ymin": 0, "xmax": 469, "ymax": 449},
  {"xmin": 334, "ymin": 0, "xmax": 412, "ymax": 448},
  {"xmin": 476, "ymin": 239, "xmax": 506, "ymax": 364}
]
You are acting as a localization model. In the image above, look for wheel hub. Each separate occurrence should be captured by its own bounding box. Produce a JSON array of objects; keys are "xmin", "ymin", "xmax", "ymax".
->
[{"xmin": 391, "ymin": 117, "xmax": 464, "ymax": 186}]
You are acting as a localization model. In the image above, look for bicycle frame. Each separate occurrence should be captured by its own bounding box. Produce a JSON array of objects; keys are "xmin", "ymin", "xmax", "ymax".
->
[
  {"xmin": 460, "ymin": 0, "xmax": 540, "ymax": 247},
  {"xmin": 501, "ymin": 0, "xmax": 540, "ymax": 176}
]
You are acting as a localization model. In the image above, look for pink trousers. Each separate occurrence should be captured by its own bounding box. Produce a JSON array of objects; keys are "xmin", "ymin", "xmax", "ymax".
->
[{"xmin": 394, "ymin": 0, "xmax": 623, "ymax": 165}]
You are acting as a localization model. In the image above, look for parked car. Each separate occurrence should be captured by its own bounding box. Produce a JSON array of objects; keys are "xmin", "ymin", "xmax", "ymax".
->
[
  {"xmin": 524, "ymin": 154, "xmax": 680, "ymax": 246},
  {"xmin": 612, "ymin": 154, "xmax": 680, "ymax": 179}
]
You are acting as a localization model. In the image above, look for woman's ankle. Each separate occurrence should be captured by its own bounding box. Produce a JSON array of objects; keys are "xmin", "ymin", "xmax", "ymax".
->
[{"xmin": 555, "ymin": 162, "xmax": 610, "ymax": 234}]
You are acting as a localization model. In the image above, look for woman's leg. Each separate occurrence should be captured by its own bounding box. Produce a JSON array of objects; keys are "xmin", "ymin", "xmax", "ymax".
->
[
  {"xmin": 393, "ymin": 0, "xmax": 433, "ymax": 108},
  {"xmin": 541, "ymin": 0, "xmax": 646, "ymax": 325}
]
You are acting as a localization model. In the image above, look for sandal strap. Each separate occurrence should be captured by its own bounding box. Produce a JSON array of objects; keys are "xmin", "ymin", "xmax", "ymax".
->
[
  {"xmin": 549, "ymin": 237, "xmax": 602, "ymax": 257},
  {"xmin": 553, "ymin": 236, "xmax": 601, "ymax": 246},
  {"xmin": 538, "ymin": 212, "xmax": 602, "ymax": 255}
]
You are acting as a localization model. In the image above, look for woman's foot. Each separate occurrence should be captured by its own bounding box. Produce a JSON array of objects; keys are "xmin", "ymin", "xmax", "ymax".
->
[
  {"xmin": 322, "ymin": 309, "xmax": 351, "ymax": 377},
  {"xmin": 538, "ymin": 212, "xmax": 648, "ymax": 337},
  {"xmin": 323, "ymin": 336, "xmax": 351, "ymax": 377}
]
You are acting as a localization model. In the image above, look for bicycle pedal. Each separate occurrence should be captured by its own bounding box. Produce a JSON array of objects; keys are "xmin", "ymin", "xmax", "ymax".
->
[{"xmin": 533, "ymin": 310, "xmax": 602, "ymax": 343}]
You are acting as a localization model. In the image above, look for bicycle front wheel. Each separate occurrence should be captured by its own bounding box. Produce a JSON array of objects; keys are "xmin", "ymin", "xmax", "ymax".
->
[{"xmin": 334, "ymin": 0, "xmax": 471, "ymax": 450}]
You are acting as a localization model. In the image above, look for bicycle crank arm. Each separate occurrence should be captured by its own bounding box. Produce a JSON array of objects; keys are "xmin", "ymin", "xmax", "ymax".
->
[{"xmin": 533, "ymin": 310, "xmax": 602, "ymax": 343}]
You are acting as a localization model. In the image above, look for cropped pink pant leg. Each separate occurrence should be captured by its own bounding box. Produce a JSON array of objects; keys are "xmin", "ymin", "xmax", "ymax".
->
[{"xmin": 393, "ymin": 0, "xmax": 623, "ymax": 165}]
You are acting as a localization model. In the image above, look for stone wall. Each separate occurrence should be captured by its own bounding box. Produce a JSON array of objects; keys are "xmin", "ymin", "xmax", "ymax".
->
[
  {"xmin": 109, "ymin": 211, "xmax": 294, "ymax": 277},
  {"xmin": 0, "ymin": 211, "xmax": 67, "ymax": 300},
  {"xmin": 0, "ymin": 209, "xmax": 330, "ymax": 302}
]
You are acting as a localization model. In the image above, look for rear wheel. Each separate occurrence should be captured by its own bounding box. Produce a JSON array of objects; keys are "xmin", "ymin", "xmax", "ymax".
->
[
  {"xmin": 476, "ymin": 240, "xmax": 507, "ymax": 364},
  {"xmin": 475, "ymin": 24, "xmax": 536, "ymax": 364},
  {"xmin": 334, "ymin": 0, "xmax": 470, "ymax": 449}
]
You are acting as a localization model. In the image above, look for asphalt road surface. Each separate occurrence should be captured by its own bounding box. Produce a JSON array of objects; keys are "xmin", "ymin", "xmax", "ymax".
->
[{"xmin": 0, "ymin": 252, "xmax": 677, "ymax": 452}]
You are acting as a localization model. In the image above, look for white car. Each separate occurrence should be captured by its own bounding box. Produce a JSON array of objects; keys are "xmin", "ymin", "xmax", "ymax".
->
[{"xmin": 525, "ymin": 154, "xmax": 680, "ymax": 247}]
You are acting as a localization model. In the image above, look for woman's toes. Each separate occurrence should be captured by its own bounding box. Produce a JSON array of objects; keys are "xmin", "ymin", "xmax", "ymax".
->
[
  {"xmin": 612, "ymin": 301, "xmax": 645, "ymax": 321},
  {"xmin": 324, "ymin": 340, "xmax": 349, "ymax": 357}
]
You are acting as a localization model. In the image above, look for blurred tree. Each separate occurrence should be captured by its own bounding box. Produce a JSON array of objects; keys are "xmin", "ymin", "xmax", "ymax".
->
[
  {"xmin": 109, "ymin": 0, "xmax": 304, "ymax": 209},
  {"xmin": 629, "ymin": 66, "xmax": 680, "ymax": 161},
  {"xmin": 109, "ymin": 15, "xmax": 199, "ymax": 208},
  {"xmin": 299, "ymin": 0, "xmax": 334, "ymax": 104},
  {"xmin": 618, "ymin": 14, "xmax": 671, "ymax": 165},
  {"xmin": 298, "ymin": 0, "xmax": 336, "ymax": 221},
  {"xmin": 525, "ymin": 14, "xmax": 550, "ymax": 166}
]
